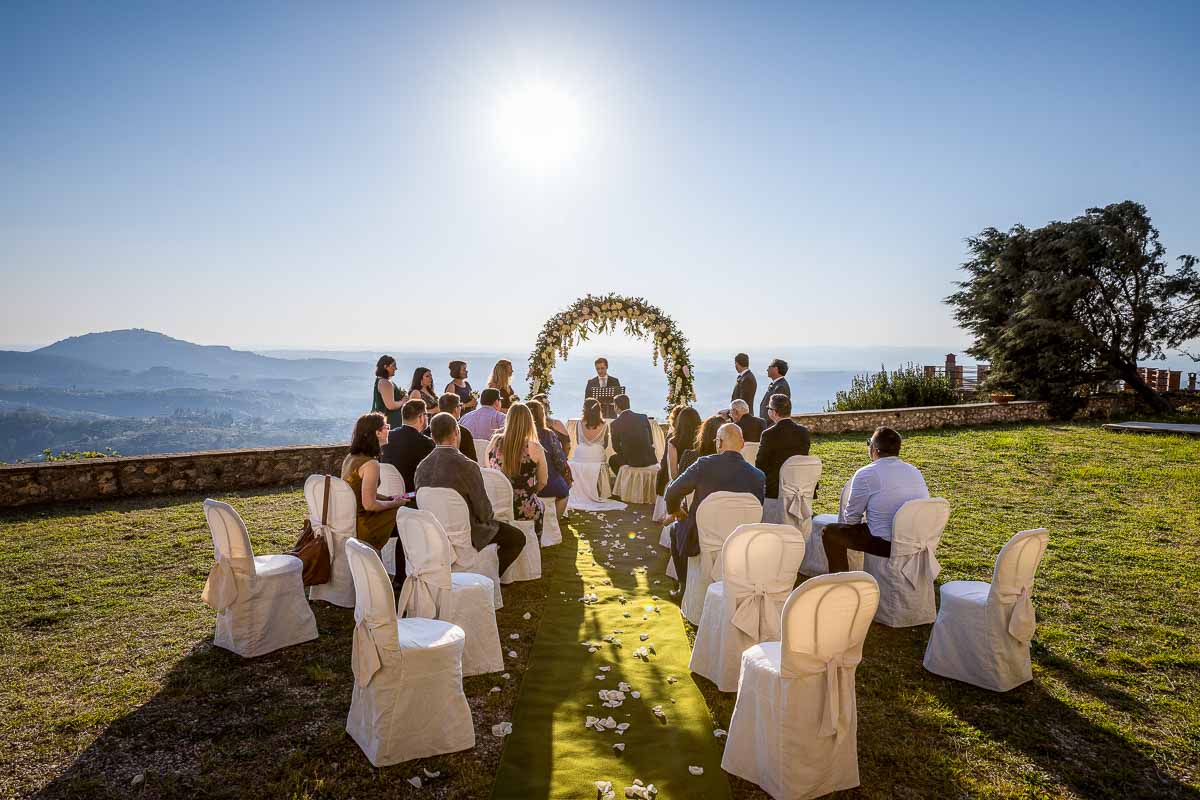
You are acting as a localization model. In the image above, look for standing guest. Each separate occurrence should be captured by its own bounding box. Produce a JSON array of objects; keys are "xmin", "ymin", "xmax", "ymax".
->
[
  {"xmin": 679, "ymin": 414, "xmax": 723, "ymax": 474},
  {"xmin": 729, "ymin": 399, "xmax": 766, "ymax": 442},
  {"xmin": 529, "ymin": 399, "xmax": 570, "ymax": 518},
  {"xmin": 407, "ymin": 367, "xmax": 439, "ymax": 409},
  {"xmin": 822, "ymin": 427, "xmax": 929, "ymax": 572},
  {"xmin": 533, "ymin": 393, "xmax": 571, "ymax": 456},
  {"xmin": 424, "ymin": 393, "xmax": 477, "ymax": 463},
  {"xmin": 731, "ymin": 353, "xmax": 757, "ymax": 411},
  {"xmin": 488, "ymin": 359, "xmax": 517, "ymax": 411},
  {"xmin": 341, "ymin": 412, "xmax": 409, "ymax": 590},
  {"xmin": 758, "ymin": 358, "xmax": 792, "ymax": 419},
  {"xmin": 486, "ymin": 402, "xmax": 548, "ymax": 534},
  {"xmin": 416, "ymin": 413, "xmax": 527, "ymax": 576},
  {"xmin": 665, "ymin": 423, "xmax": 765, "ymax": 587},
  {"xmin": 608, "ymin": 394, "xmax": 658, "ymax": 472},
  {"xmin": 460, "ymin": 388, "xmax": 506, "ymax": 441},
  {"xmin": 372, "ymin": 355, "xmax": 404, "ymax": 429},
  {"xmin": 585, "ymin": 357, "xmax": 622, "ymax": 419},
  {"xmin": 380, "ymin": 399, "xmax": 434, "ymax": 492},
  {"xmin": 755, "ymin": 394, "xmax": 813, "ymax": 522},
  {"xmin": 445, "ymin": 360, "xmax": 478, "ymax": 413}
]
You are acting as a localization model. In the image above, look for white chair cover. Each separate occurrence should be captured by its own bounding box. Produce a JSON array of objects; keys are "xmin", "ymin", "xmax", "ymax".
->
[
  {"xmin": 722, "ymin": 572, "xmax": 880, "ymax": 800},
  {"xmin": 779, "ymin": 455, "xmax": 823, "ymax": 535},
  {"xmin": 480, "ymin": 467, "xmax": 542, "ymax": 583},
  {"xmin": 689, "ymin": 523, "xmax": 806, "ymax": 692},
  {"xmin": 864, "ymin": 498, "xmax": 950, "ymax": 627},
  {"xmin": 681, "ymin": 491, "xmax": 764, "ymax": 625},
  {"xmin": 201, "ymin": 499, "xmax": 317, "ymax": 657},
  {"xmin": 395, "ymin": 508, "xmax": 503, "ymax": 675},
  {"xmin": 923, "ymin": 528, "xmax": 1049, "ymax": 691},
  {"xmin": 343, "ymin": 539, "xmax": 474, "ymax": 766},
  {"xmin": 540, "ymin": 503, "xmax": 563, "ymax": 547},
  {"xmin": 304, "ymin": 475, "xmax": 360, "ymax": 606},
  {"xmin": 613, "ymin": 464, "xmax": 659, "ymax": 504},
  {"xmin": 801, "ymin": 480, "xmax": 863, "ymax": 576},
  {"xmin": 740, "ymin": 441, "xmax": 760, "ymax": 464},
  {"xmin": 652, "ymin": 494, "xmax": 669, "ymax": 523},
  {"xmin": 415, "ymin": 486, "xmax": 503, "ymax": 608},
  {"xmin": 474, "ymin": 439, "xmax": 491, "ymax": 468},
  {"xmin": 376, "ymin": 464, "xmax": 406, "ymax": 577}
]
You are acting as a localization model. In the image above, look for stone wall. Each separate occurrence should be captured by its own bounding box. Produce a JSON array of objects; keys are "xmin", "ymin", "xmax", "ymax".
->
[{"xmin": 0, "ymin": 397, "xmax": 1129, "ymax": 509}]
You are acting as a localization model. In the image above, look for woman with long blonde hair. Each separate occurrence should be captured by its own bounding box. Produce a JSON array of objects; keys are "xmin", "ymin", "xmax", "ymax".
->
[
  {"xmin": 488, "ymin": 359, "xmax": 516, "ymax": 411},
  {"xmin": 485, "ymin": 402, "xmax": 548, "ymax": 532}
]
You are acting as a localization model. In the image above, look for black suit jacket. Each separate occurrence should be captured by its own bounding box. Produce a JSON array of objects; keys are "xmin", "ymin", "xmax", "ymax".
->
[
  {"xmin": 666, "ymin": 450, "xmax": 765, "ymax": 558},
  {"xmin": 585, "ymin": 375, "xmax": 622, "ymax": 419},
  {"xmin": 732, "ymin": 370, "xmax": 757, "ymax": 410},
  {"xmin": 755, "ymin": 417, "xmax": 811, "ymax": 498},
  {"xmin": 609, "ymin": 410, "xmax": 657, "ymax": 467},
  {"xmin": 380, "ymin": 424, "xmax": 435, "ymax": 493},
  {"xmin": 735, "ymin": 414, "xmax": 766, "ymax": 443},
  {"xmin": 758, "ymin": 376, "xmax": 791, "ymax": 419}
]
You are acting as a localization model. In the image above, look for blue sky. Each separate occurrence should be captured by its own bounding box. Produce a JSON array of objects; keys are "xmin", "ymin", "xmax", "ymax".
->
[{"xmin": 2, "ymin": 0, "xmax": 1198, "ymax": 355}]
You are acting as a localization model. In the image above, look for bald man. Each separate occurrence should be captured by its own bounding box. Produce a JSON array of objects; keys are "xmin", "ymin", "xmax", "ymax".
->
[{"xmin": 664, "ymin": 423, "xmax": 765, "ymax": 589}]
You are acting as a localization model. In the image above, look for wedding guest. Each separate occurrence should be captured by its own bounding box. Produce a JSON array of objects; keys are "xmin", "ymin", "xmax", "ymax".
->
[
  {"xmin": 655, "ymin": 405, "xmax": 686, "ymax": 499},
  {"xmin": 416, "ymin": 413, "xmax": 527, "ymax": 576},
  {"xmin": 460, "ymin": 388, "xmax": 506, "ymax": 440},
  {"xmin": 755, "ymin": 393, "xmax": 812, "ymax": 521},
  {"xmin": 758, "ymin": 358, "xmax": 792, "ymax": 419},
  {"xmin": 729, "ymin": 399, "xmax": 765, "ymax": 442},
  {"xmin": 529, "ymin": 399, "xmax": 570, "ymax": 518},
  {"xmin": 731, "ymin": 353, "xmax": 757, "ymax": 411},
  {"xmin": 533, "ymin": 393, "xmax": 571, "ymax": 456},
  {"xmin": 372, "ymin": 355, "xmax": 404, "ymax": 428},
  {"xmin": 445, "ymin": 360, "xmax": 478, "ymax": 413},
  {"xmin": 486, "ymin": 402, "xmax": 548, "ymax": 534},
  {"xmin": 488, "ymin": 359, "xmax": 517, "ymax": 411},
  {"xmin": 380, "ymin": 399, "xmax": 434, "ymax": 492},
  {"xmin": 342, "ymin": 412, "xmax": 408, "ymax": 589},
  {"xmin": 667, "ymin": 407, "xmax": 702, "ymax": 484},
  {"xmin": 678, "ymin": 414, "xmax": 723, "ymax": 474},
  {"xmin": 407, "ymin": 367, "xmax": 439, "ymax": 409}
]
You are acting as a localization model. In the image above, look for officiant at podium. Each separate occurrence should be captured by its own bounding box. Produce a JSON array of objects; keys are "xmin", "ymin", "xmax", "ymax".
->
[{"xmin": 584, "ymin": 357, "xmax": 622, "ymax": 419}]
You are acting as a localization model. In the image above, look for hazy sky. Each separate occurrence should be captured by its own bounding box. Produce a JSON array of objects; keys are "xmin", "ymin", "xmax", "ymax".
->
[{"xmin": 3, "ymin": 1, "xmax": 1198, "ymax": 353}]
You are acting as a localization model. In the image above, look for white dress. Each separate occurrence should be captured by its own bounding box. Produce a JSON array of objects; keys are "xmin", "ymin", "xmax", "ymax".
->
[{"xmin": 567, "ymin": 421, "xmax": 627, "ymax": 512}]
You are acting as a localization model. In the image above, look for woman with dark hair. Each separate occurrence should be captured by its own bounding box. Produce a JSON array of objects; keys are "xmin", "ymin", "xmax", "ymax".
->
[
  {"xmin": 341, "ymin": 412, "xmax": 409, "ymax": 587},
  {"xmin": 678, "ymin": 414, "xmax": 723, "ymax": 474},
  {"xmin": 372, "ymin": 356, "xmax": 404, "ymax": 428},
  {"xmin": 668, "ymin": 407, "xmax": 702, "ymax": 482},
  {"xmin": 486, "ymin": 402, "xmax": 548, "ymax": 533},
  {"xmin": 529, "ymin": 399, "xmax": 570, "ymax": 517},
  {"xmin": 488, "ymin": 359, "xmax": 517, "ymax": 411},
  {"xmin": 654, "ymin": 405, "xmax": 685, "ymax": 498},
  {"xmin": 445, "ymin": 360, "xmax": 477, "ymax": 412},
  {"xmin": 408, "ymin": 367, "xmax": 438, "ymax": 409}
]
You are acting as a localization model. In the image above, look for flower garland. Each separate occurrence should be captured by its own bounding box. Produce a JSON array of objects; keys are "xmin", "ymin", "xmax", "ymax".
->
[{"xmin": 526, "ymin": 293, "xmax": 697, "ymax": 412}]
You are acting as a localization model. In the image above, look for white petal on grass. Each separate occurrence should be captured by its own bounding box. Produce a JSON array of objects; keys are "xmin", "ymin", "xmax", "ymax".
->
[
  {"xmin": 688, "ymin": 766, "xmax": 704, "ymax": 775},
  {"xmin": 491, "ymin": 721, "xmax": 513, "ymax": 737}
]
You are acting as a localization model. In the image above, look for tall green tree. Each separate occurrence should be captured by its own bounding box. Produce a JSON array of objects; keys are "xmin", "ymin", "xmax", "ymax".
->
[{"xmin": 947, "ymin": 201, "xmax": 1200, "ymax": 415}]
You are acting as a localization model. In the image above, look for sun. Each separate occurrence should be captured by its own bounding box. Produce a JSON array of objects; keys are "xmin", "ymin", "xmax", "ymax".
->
[{"xmin": 492, "ymin": 78, "xmax": 586, "ymax": 173}]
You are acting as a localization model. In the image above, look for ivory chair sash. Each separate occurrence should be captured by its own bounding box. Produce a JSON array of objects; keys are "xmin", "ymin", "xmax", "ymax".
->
[
  {"xmin": 681, "ymin": 491, "xmax": 764, "ymax": 625},
  {"xmin": 864, "ymin": 497, "xmax": 950, "ymax": 626},
  {"xmin": 480, "ymin": 467, "xmax": 542, "ymax": 583},
  {"xmin": 415, "ymin": 487, "xmax": 503, "ymax": 609}
]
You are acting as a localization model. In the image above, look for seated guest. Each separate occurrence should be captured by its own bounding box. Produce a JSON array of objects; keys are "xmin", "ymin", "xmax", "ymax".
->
[
  {"xmin": 755, "ymin": 393, "xmax": 813, "ymax": 521},
  {"xmin": 486, "ymin": 402, "xmax": 548, "ymax": 533},
  {"xmin": 423, "ymin": 392, "xmax": 476, "ymax": 463},
  {"xmin": 822, "ymin": 426, "xmax": 929, "ymax": 572},
  {"xmin": 529, "ymin": 399, "xmax": 570, "ymax": 518},
  {"xmin": 380, "ymin": 399, "xmax": 434, "ymax": 492},
  {"xmin": 341, "ymin": 412, "xmax": 409, "ymax": 590},
  {"xmin": 678, "ymin": 414, "xmax": 723, "ymax": 474},
  {"xmin": 460, "ymin": 388, "xmax": 506, "ymax": 441},
  {"xmin": 408, "ymin": 366, "xmax": 439, "ymax": 409},
  {"xmin": 665, "ymin": 423, "xmax": 765, "ymax": 587},
  {"xmin": 445, "ymin": 360, "xmax": 478, "ymax": 413},
  {"xmin": 729, "ymin": 399, "xmax": 765, "ymax": 442},
  {"xmin": 608, "ymin": 394, "xmax": 658, "ymax": 472},
  {"xmin": 655, "ymin": 405, "xmax": 685, "ymax": 499},
  {"xmin": 416, "ymin": 412, "xmax": 527, "ymax": 576},
  {"xmin": 666, "ymin": 407, "xmax": 702, "ymax": 484},
  {"xmin": 533, "ymin": 393, "xmax": 571, "ymax": 456},
  {"xmin": 488, "ymin": 359, "xmax": 517, "ymax": 411}
]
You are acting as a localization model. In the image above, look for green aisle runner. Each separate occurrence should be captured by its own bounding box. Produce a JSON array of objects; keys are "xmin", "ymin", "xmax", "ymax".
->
[{"xmin": 493, "ymin": 507, "xmax": 732, "ymax": 800}]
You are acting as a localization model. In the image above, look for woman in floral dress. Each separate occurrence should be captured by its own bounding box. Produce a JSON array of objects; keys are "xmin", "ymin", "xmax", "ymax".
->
[{"xmin": 486, "ymin": 402, "xmax": 547, "ymax": 534}]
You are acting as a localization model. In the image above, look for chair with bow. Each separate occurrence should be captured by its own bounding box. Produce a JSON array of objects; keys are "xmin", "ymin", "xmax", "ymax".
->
[
  {"xmin": 343, "ymin": 538, "xmax": 474, "ymax": 766},
  {"xmin": 539, "ymin": 501, "xmax": 563, "ymax": 547},
  {"xmin": 778, "ymin": 455, "xmax": 822, "ymax": 534},
  {"xmin": 201, "ymin": 499, "xmax": 318, "ymax": 657},
  {"xmin": 480, "ymin": 467, "xmax": 542, "ymax": 583},
  {"xmin": 923, "ymin": 528, "xmax": 1049, "ymax": 691},
  {"xmin": 415, "ymin": 486, "xmax": 503, "ymax": 609},
  {"xmin": 304, "ymin": 474, "xmax": 359, "ymax": 607},
  {"xmin": 722, "ymin": 572, "xmax": 880, "ymax": 800},
  {"xmin": 801, "ymin": 479, "xmax": 864, "ymax": 576},
  {"xmin": 689, "ymin": 523, "xmax": 806, "ymax": 692},
  {"xmin": 376, "ymin": 464, "xmax": 405, "ymax": 577},
  {"xmin": 681, "ymin": 491, "xmax": 764, "ymax": 625},
  {"xmin": 394, "ymin": 508, "xmax": 503, "ymax": 676},
  {"xmin": 864, "ymin": 497, "xmax": 951, "ymax": 627}
]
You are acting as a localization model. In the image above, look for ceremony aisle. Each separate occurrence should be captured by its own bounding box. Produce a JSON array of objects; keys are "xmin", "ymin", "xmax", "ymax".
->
[{"xmin": 493, "ymin": 508, "xmax": 731, "ymax": 799}]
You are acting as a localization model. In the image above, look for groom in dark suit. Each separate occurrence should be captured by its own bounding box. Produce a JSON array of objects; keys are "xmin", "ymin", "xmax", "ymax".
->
[
  {"xmin": 585, "ymin": 357, "xmax": 622, "ymax": 419},
  {"xmin": 731, "ymin": 352, "xmax": 757, "ymax": 411},
  {"xmin": 608, "ymin": 394, "xmax": 657, "ymax": 471}
]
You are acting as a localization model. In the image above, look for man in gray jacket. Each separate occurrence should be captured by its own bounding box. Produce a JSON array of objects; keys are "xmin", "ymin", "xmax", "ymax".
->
[{"xmin": 414, "ymin": 412, "xmax": 526, "ymax": 576}]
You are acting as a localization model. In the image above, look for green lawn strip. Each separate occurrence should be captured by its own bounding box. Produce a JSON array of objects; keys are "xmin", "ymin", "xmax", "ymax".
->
[{"xmin": 494, "ymin": 507, "xmax": 731, "ymax": 799}]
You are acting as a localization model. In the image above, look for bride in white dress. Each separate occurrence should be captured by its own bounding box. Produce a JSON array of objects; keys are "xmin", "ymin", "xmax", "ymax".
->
[{"xmin": 567, "ymin": 399, "xmax": 627, "ymax": 512}]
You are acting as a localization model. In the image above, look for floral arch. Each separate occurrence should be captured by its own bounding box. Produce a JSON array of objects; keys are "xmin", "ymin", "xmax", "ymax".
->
[{"xmin": 526, "ymin": 294, "xmax": 697, "ymax": 412}]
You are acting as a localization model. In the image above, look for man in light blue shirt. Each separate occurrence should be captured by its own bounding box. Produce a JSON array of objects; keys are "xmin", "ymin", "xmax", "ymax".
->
[
  {"xmin": 822, "ymin": 426, "xmax": 929, "ymax": 572},
  {"xmin": 459, "ymin": 388, "xmax": 506, "ymax": 441}
]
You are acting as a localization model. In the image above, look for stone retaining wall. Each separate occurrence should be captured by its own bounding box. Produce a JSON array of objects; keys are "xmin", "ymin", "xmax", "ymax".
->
[{"xmin": 0, "ymin": 397, "xmax": 1129, "ymax": 509}]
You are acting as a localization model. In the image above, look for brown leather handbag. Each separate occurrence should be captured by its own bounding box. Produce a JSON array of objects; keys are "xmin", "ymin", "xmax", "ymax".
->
[{"xmin": 290, "ymin": 475, "xmax": 332, "ymax": 586}]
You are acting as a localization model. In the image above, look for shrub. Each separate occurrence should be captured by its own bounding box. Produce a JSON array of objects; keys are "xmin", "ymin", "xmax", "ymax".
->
[
  {"xmin": 827, "ymin": 364, "xmax": 960, "ymax": 411},
  {"xmin": 41, "ymin": 448, "xmax": 120, "ymax": 462}
]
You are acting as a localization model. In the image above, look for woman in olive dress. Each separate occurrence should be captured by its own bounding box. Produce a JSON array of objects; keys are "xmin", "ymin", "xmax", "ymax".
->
[{"xmin": 371, "ymin": 355, "xmax": 404, "ymax": 428}]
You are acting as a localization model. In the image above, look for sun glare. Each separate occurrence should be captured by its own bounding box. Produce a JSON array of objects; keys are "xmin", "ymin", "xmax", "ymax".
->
[{"xmin": 492, "ymin": 78, "xmax": 586, "ymax": 173}]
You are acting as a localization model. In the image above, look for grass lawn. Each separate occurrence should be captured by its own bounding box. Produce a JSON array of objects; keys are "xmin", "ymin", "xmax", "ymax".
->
[{"xmin": 1, "ymin": 420, "xmax": 1198, "ymax": 799}]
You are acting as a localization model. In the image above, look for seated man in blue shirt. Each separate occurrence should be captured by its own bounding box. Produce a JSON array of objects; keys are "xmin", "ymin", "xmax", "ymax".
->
[{"xmin": 822, "ymin": 426, "xmax": 929, "ymax": 572}]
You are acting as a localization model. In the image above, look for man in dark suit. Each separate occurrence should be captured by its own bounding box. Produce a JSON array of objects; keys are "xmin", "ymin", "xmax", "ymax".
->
[
  {"xmin": 423, "ymin": 392, "xmax": 476, "ymax": 463},
  {"xmin": 608, "ymin": 394, "xmax": 657, "ymax": 471},
  {"xmin": 380, "ymin": 399, "xmax": 435, "ymax": 491},
  {"xmin": 731, "ymin": 352, "xmax": 757, "ymax": 411},
  {"xmin": 666, "ymin": 423, "xmax": 765, "ymax": 586},
  {"xmin": 585, "ymin": 357, "xmax": 622, "ymax": 419},
  {"xmin": 755, "ymin": 393, "xmax": 812, "ymax": 506},
  {"xmin": 758, "ymin": 358, "xmax": 792, "ymax": 419},
  {"xmin": 729, "ymin": 399, "xmax": 765, "ymax": 442},
  {"xmin": 414, "ymin": 413, "xmax": 526, "ymax": 576}
]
